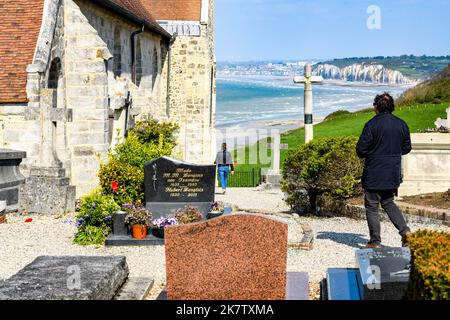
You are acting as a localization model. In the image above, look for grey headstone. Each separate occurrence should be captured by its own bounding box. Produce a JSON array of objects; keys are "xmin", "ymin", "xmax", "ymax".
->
[
  {"xmin": 356, "ymin": 247, "xmax": 411, "ymax": 300},
  {"xmin": 0, "ymin": 256, "xmax": 129, "ymax": 300},
  {"xmin": 0, "ymin": 149, "xmax": 26, "ymax": 209}
]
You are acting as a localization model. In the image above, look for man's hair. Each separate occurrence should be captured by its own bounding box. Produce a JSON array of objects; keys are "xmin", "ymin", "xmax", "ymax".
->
[
  {"xmin": 222, "ymin": 142, "xmax": 227, "ymax": 149},
  {"xmin": 373, "ymin": 92, "xmax": 395, "ymax": 113}
]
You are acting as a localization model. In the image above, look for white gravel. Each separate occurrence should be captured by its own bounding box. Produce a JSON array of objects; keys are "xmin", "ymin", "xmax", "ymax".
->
[{"xmin": 0, "ymin": 187, "xmax": 448, "ymax": 300}]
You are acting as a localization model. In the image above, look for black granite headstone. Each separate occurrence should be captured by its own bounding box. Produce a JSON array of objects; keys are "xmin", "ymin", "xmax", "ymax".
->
[
  {"xmin": 356, "ymin": 247, "xmax": 411, "ymax": 300},
  {"xmin": 144, "ymin": 156, "xmax": 216, "ymax": 219}
]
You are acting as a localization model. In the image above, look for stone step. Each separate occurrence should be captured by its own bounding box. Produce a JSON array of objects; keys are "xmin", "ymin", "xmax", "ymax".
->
[{"xmin": 113, "ymin": 277, "xmax": 154, "ymax": 300}]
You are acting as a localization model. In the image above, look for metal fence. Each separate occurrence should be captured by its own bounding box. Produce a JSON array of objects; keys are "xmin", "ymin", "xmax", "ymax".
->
[{"xmin": 217, "ymin": 168, "xmax": 262, "ymax": 188}]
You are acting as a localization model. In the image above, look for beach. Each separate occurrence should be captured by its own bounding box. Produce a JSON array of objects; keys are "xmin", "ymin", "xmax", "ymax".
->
[{"xmin": 215, "ymin": 74, "xmax": 411, "ymax": 149}]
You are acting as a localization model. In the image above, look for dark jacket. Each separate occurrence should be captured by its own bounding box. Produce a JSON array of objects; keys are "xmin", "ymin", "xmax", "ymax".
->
[{"xmin": 356, "ymin": 112, "xmax": 412, "ymax": 190}]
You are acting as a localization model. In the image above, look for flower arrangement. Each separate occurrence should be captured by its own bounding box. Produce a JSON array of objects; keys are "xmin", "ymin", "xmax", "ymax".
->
[
  {"xmin": 152, "ymin": 217, "xmax": 178, "ymax": 229},
  {"xmin": 210, "ymin": 201, "xmax": 225, "ymax": 213},
  {"xmin": 123, "ymin": 204, "xmax": 152, "ymax": 226},
  {"xmin": 174, "ymin": 205, "xmax": 203, "ymax": 224}
]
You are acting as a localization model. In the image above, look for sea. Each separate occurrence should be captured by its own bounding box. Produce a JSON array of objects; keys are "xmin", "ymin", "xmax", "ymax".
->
[{"xmin": 215, "ymin": 74, "xmax": 412, "ymax": 148}]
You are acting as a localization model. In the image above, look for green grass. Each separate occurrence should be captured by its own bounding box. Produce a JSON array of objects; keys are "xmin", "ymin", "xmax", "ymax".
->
[{"xmin": 232, "ymin": 102, "xmax": 449, "ymax": 173}]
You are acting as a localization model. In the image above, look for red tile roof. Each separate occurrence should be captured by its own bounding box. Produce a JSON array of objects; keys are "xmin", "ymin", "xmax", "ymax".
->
[
  {"xmin": 0, "ymin": 0, "xmax": 170, "ymax": 103},
  {"xmin": 94, "ymin": 0, "xmax": 171, "ymax": 38},
  {"xmin": 141, "ymin": 0, "xmax": 203, "ymax": 21},
  {"xmin": 0, "ymin": 0, "xmax": 44, "ymax": 103}
]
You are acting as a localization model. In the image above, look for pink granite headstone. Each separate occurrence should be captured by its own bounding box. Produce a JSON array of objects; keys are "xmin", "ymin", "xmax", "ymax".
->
[{"xmin": 165, "ymin": 214, "xmax": 288, "ymax": 300}]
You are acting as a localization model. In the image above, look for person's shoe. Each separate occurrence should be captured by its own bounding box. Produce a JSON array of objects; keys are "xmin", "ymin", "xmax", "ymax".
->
[
  {"xmin": 365, "ymin": 243, "xmax": 382, "ymax": 249},
  {"xmin": 401, "ymin": 231, "xmax": 412, "ymax": 247}
]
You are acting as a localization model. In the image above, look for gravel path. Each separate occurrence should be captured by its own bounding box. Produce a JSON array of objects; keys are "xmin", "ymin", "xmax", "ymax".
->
[{"xmin": 0, "ymin": 187, "xmax": 448, "ymax": 300}]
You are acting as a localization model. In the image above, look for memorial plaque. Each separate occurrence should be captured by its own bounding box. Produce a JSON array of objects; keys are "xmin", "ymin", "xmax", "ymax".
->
[
  {"xmin": 356, "ymin": 247, "xmax": 411, "ymax": 300},
  {"xmin": 144, "ymin": 156, "xmax": 216, "ymax": 219}
]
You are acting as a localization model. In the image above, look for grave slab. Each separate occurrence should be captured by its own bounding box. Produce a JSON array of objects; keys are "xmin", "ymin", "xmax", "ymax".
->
[{"xmin": 0, "ymin": 256, "xmax": 129, "ymax": 300}]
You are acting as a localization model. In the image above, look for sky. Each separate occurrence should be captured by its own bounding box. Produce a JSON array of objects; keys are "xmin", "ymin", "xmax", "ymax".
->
[{"xmin": 215, "ymin": 0, "xmax": 450, "ymax": 62}]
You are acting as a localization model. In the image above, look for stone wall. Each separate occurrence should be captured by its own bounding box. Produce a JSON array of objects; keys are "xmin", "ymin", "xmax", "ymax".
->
[
  {"xmin": 399, "ymin": 133, "xmax": 450, "ymax": 196},
  {"xmin": 64, "ymin": 0, "xmax": 167, "ymax": 196},
  {"xmin": 161, "ymin": 0, "xmax": 216, "ymax": 164}
]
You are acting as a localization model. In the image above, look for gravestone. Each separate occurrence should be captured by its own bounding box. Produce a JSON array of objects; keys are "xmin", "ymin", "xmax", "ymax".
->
[
  {"xmin": 0, "ymin": 256, "xmax": 129, "ymax": 300},
  {"xmin": 264, "ymin": 133, "xmax": 288, "ymax": 186},
  {"xmin": 19, "ymin": 89, "xmax": 75, "ymax": 214},
  {"xmin": 144, "ymin": 156, "xmax": 216, "ymax": 219},
  {"xmin": 164, "ymin": 213, "xmax": 309, "ymax": 300},
  {"xmin": 0, "ymin": 149, "xmax": 26, "ymax": 212},
  {"xmin": 356, "ymin": 247, "xmax": 411, "ymax": 300}
]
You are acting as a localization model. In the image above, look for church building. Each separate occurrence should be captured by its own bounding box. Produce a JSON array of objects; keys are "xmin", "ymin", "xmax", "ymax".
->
[{"xmin": 0, "ymin": 0, "xmax": 216, "ymax": 197}]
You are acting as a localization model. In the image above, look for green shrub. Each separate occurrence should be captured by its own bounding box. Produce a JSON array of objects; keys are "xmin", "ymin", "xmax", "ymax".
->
[
  {"xmin": 406, "ymin": 230, "xmax": 450, "ymax": 300},
  {"xmin": 131, "ymin": 118, "xmax": 179, "ymax": 146},
  {"xmin": 174, "ymin": 205, "xmax": 203, "ymax": 224},
  {"xmin": 281, "ymin": 136, "xmax": 364, "ymax": 214},
  {"xmin": 99, "ymin": 156, "xmax": 145, "ymax": 206},
  {"xmin": 115, "ymin": 133, "xmax": 174, "ymax": 168},
  {"xmin": 74, "ymin": 225, "xmax": 110, "ymax": 246},
  {"xmin": 73, "ymin": 189, "xmax": 120, "ymax": 246},
  {"xmin": 98, "ymin": 119, "xmax": 178, "ymax": 205}
]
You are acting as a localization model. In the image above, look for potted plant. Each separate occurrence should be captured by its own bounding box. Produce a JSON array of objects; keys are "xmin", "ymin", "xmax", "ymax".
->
[
  {"xmin": 208, "ymin": 201, "xmax": 225, "ymax": 219},
  {"xmin": 123, "ymin": 204, "xmax": 152, "ymax": 239},
  {"xmin": 175, "ymin": 205, "xmax": 203, "ymax": 224},
  {"xmin": 152, "ymin": 217, "xmax": 178, "ymax": 239}
]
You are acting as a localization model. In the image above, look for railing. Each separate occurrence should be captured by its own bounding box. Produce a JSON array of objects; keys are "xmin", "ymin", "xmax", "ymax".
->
[{"xmin": 217, "ymin": 168, "xmax": 262, "ymax": 188}]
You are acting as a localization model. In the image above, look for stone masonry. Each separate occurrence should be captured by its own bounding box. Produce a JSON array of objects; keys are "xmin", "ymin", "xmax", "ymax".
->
[{"xmin": 0, "ymin": 0, "xmax": 216, "ymax": 202}]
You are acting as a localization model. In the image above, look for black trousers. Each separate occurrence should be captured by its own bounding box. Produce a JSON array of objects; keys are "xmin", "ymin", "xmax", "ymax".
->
[{"xmin": 364, "ymin": 189, "xmax": 410, "ymax": 245}]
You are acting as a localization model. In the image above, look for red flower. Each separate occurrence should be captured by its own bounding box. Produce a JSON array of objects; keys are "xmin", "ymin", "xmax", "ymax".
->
[
  {"xmin": 25, "ymin": 218, "xmax": 33, "ymax": 223},
  {"xmin": 111, "ymin": 181, "xmax": 119, "ymax": 193}
]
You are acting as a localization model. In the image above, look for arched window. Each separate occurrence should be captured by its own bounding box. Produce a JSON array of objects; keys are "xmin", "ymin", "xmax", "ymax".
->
[
  {"xmin": 48, "ymin": 58, "xmax": 62, "ymax": 89},
  {"xmin": 152, "ymin": 46, "xmax": 158, "ymax": 89},
  {"xmin": 113, "ymin": 28, "xmax": 122, "ymax": 78},
  {"xmin": 135, "ymin": 38, "xmax": 143, "ymax": 87}
]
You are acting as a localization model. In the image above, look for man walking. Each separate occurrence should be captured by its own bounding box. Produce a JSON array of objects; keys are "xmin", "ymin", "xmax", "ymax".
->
[
  {"xmin": 356, "ymin": 93, "xmax": 412, "ymax": 248},
  {"xmin": 215, "ymin": 143, "xmax": 235, "ymax": 194}
]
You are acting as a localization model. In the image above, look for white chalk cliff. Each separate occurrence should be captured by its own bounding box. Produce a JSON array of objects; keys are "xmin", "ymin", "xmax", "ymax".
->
[{"xmin": 313, "ymin": 63, "xmax": 415, "ymax": 84}]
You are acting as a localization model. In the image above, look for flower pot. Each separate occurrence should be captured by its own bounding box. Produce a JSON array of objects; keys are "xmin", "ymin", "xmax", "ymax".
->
[
  {"xmin": 152, "ymin": 227, "xmax": 165, "ymax": 239},
  {"xmin": 132, "ymin": 224, "xmax": 148, "ymax": 239}
]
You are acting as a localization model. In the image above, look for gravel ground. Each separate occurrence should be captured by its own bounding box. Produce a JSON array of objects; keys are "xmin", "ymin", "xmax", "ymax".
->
[{"xmin": 0, "ymin": 187, "xmax": 448, "ymax": 300}]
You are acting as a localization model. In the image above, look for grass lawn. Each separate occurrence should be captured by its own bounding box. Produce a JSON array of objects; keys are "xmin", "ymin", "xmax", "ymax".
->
[{"xmin": 232, "ymin": 102, "xmax": 449, "ymax": 173}]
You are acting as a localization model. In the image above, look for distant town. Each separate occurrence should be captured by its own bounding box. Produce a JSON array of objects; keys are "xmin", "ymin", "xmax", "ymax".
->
[{"xmin": 218, "ymin": 55, "xmax": 450, "ymax": 80}]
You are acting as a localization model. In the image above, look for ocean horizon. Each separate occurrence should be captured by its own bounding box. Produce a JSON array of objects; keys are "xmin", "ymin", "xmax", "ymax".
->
[
  {"xmin": 216, "ymin": 74, "xmax": 412, "ymax": 129},
  {"xmin": 215, "ymin": 74, "xmax": 412, "ymax": 148}
]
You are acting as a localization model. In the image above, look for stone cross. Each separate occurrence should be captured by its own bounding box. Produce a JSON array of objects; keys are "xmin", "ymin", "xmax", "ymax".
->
[
  {"xmin": 293, "ymin": 64, "xmax": 323, "ymax": 143},
  {"xmin": 434, "ymin": 106, "xmax": 450, "ymax": 130},
  {"xmin": 267, "ymin": 133, "xmax": 288, "ymax": 175},
  {"xmin": 38, "ymin": 89, "xmax": 72, "ymax": 168}
]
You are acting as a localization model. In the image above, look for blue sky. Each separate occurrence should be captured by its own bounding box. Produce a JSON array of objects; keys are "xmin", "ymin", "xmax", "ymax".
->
[{"xmin": 215, "ymin": 0, "xmax": 450, "ymax": 62}]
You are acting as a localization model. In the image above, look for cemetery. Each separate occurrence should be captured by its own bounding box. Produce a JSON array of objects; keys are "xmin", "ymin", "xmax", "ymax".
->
[
  {"xmin": 0, "ymin": 0, "xmax": 449, "ymax": 304},
  {"xmin": 0, "ymin": 100, "xmax": 449, "ymax": 300}
]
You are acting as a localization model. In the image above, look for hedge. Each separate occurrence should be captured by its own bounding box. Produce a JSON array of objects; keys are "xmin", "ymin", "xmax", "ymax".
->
[{"xmin": 406, "ymin": 230, "xmax": 450, "ymax": 300}]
